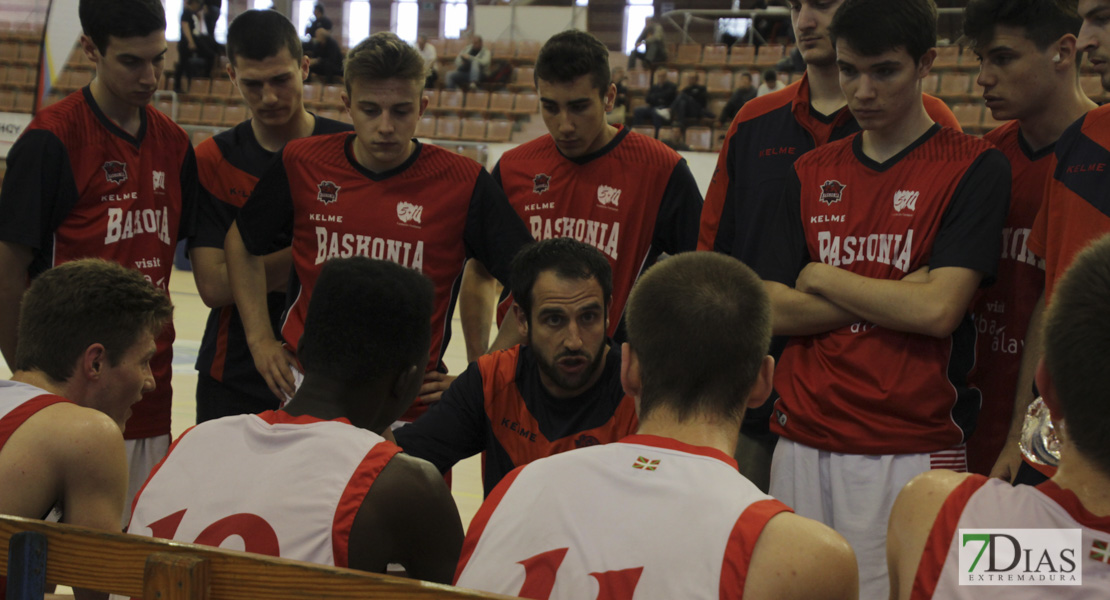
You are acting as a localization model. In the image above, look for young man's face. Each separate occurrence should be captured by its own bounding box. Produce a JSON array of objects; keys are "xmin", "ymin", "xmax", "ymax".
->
[
  {"xmin": 343, "ymin": 76, "xmax": 427, "ymax": 172},
  {"xmin": 229, "ymin": 47, "xmax": 311, "ymax": 129},
  {"xmin": 837, "ymin": 41, "xmax": 931, "ymax": 134},
  {"xmin": 515, "ymin": 271, "xmax": 608, "ymax": 399},
  {"xmin": 790, "ymin": 0, "xmax": 845, "ymax": 68},
  {"xmin": 84, "ymin": 31, "xmax": 167, "ymax": 109},
  {"xmin": 1079, "ymin": 0, "xmax": 1110, "ymax": 90},
  {"xmin": 88, "ymin": 330, "xmax": 157, "ymax": 431},
  {"xmin": 973, "ymin": 26, "xmax": 1061, "ymax": 123},
  {"xmin": 537, "ymin": 74, "xmax": 616, "ymax": 158}
]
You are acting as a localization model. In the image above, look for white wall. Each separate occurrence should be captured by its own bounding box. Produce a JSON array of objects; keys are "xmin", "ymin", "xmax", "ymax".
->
[{"xmin": 472, "ymin": 6, "xmax": 586, "ymax": 43}]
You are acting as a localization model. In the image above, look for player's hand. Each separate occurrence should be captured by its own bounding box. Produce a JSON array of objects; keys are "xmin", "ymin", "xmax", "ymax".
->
[
  {"xmin": 901, "ymin": 265, "xmax": 930, "ymax": 283},
  {"xmin": 249, "ymin": 338, "xmax": 297, "ymax": 400},
  {"xmin": 795, "ymin": 262, "xmax": 829, "ymax": 294},
  {"xmin": 417, "ymin": 372, "xmax": 457, "ymax": 404},
  {"xmin": 988, "ymin": 438, "xmax": 1022, "ymax": 483},
  {"xmin": 188, "ymin": 41, "xmax": 197, "ymax": 51}
]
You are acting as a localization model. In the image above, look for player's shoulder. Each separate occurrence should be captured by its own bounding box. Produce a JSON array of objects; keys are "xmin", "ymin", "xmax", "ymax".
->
[
  {"xmin": 283, "ymin": 130, "xmax": 348, "ymax": 157},
  {"xmin": 499, "ymin": 133, "xmax": 558, "ymax": 163},
  {"xmin": 408, "ymin": 142, "xmax": 484, "ymax": 182},
  {"xmin": 143, "ymin": 104, "xmax": 190, "ymax": 147},
  {"xmin": 736, "ymin": 80, "xmax": 800, "ymax": 124},
  {"xmin": 745, "ymin": 510, "xmax": 858, "ymax": 599},
  {"xmin": 982, "ymin": 119, "xmax": 1019, "ymax": 147},
  {"xmin": 1059, "ymin": 103, "xmax": 1110, "ymax": 154},
  {"xmin": 19, "ymin": 401, "xmax": 124, "ymax": 455},
  {"xmin": 930, "ymin": 125, "xmax": 1000, "ymax": 161},
  {"xmin": 892, "ymin": 470, "xmax": 985, "ymax": 530},
  {"xmin": 617, "ymin": 128, "xmax": 684, "ymax": 167},
  {"xmin": 312, "ymin": 115, "xmax": 355, "ymax": 135},
  {"xmin": 794, "ymin": 132, "xmax": 856, "ymax": 169}
]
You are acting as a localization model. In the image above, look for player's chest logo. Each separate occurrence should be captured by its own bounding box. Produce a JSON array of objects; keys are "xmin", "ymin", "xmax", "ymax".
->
[
  {"xmin": 819, "ymin": 180, "xmax": 845, "ymax": 206},
  {"xmin": 152, "ymin": 170, "xmax": 166, "ymax": 193},
  {"xmin": 893, "ymin": 189, "xmax": 919, "ymax": 216},
  {"xmin": 532, "ymin": 173, "xmax": 551, "ymax": 195},
  {"xmin": 596, "ymin": 184, "xmax": 621, "ymax": 209},
  {"xmin": 317, "ymin": 181, "xmax": 341, "ymax": 205},
  {"xmin": 102, "ymin": 161, "xmax": 128, "ymax": 185},
  {"xmin": 397, "ymin": 201, "xmax": 423, "ymax": 227}
]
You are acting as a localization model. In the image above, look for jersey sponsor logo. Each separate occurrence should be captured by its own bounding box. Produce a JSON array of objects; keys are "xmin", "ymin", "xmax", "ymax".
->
[
  {"xmin": 529, "ymin": 216, "xmax": 619, "ymax": 260},
  {"xmin": 100, "ymin": 191, "xmax": 138, "ymax": 203},
  {"xmin": 396, "ymin": 201, "xmax": 423, "ymax": 225},
  {"xmin": 574, "ymin": 434, "xmax": 600, "ymax": 448},
  {"xmin": 153, "ymin": 170, "xmax": 166, "ymax": 192},
  {"xmin": 105, "ymin": 207, "xmax": 171, "ymax": 245},
  {"xmin": 810, "ymin": 214, "xmax": 845, "ymax": 224},
  {"xmin": 893, "ymin": 190, "xmax": 919, "ymax": 214},
  {"xmin": 759, "ymin": 146, "xmax": 797, "ymax": 158},
  {"xmin": 524, "ymin": 202, "xmax": 554, "ymax": 212},
  {"xmin": 1000, "ymin": 227, "xmax": 1046, "ymax": 269},
  {"xmin": 317, "ymin": 181, "xmax": 341, "ymax": 205},
  {"xmin": 819, "ymin": 180, "xmax": 845, "ymax": 205},
  {"xmin": 1064, "ymin": 162, "xmax": 1105, "ymax": 174},
  {"xmin": 532, "ymin": 173, "xmax": 551, "ymax": 194},
  {"xmin": 775, "ymin": 409, "xmax": 787, "ymax": 427},
  {"xmin": 134, "ymin": 257, "xmax": 163, "ymax": 270},
  {"xmin": 816, "ymin": 229, "xmax": 914, "ymax": 271},
  {"xmin": 313, "ymin": 226, "xmax": 425, "ymax": 271},
  {"xmin": 596, "ymin": 185, "xmax": 621, "ymax": 208},
  {"xmin": 102, "ymin": 161, "xmax": 128, "ymax": 185},
  {"xmin": 499, "ymin": 417, "xmax": 537, "ymax": 442}
]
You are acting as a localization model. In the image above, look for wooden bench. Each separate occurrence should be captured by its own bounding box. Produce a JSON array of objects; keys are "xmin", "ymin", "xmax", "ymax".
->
[{"xmin": 0, "ymin": 515, "xmax": 516, "ymax": 600}]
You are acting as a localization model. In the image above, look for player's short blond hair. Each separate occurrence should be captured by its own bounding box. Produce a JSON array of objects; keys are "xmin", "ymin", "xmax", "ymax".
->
[{"xmin": 344, "ymin": 32, "xmax": 426, "ymax": 93}]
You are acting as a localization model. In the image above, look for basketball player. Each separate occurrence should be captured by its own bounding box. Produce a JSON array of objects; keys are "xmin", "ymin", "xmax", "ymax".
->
[
  {"xmin": 888, "ymin": 234, "xmax": 1110, "ymax": 599},
  {"xmin": 993, "ymin": 0, "xmax": 1110, "ymax": 484},
  {"xmin": 0, "ymin": 0, "xmax": 196, "ymax": 525},
  {"xmin": 454, "ymin": 252, "xmax": 857, "ymax": 600},
  {"xmin": 396, "ymin": 238, "xmax": 638, "ymax": 496},
  {"xmin": 188, "ymin": 10, "xmax": 351, "ymax": 423},
  {"xmin": 960, "ymin": 0, "xmax": 1096, "ymax": 477},
  {"xmin": 0, "ymin": 259, "xmax": 172, "ymax": 600},
  {"xmin": 754, "ymin": 0, "xmax": 1010, "ymax": 597},
  {"xmin": 460, "ymin": 29, "xmax": 701, "ymax": 352},
  {"xmin": 695, "ymin": 0, "xmax": 960, "ymax": 493},
  {"xmin": 129, "ymin": 258, "xmax": 463, "ymax": 583},
  {"xmin": 223, "ymin": 33, "xmax": 531, "ymax": 415}
]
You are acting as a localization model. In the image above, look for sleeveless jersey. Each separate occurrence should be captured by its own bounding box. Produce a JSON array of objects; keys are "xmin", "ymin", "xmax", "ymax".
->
[
  {"xmin": 236, "ymin": 134, "xmax": 531, "ymax": 376},
  {"xmin": 912, "ymin": 475, "xmax": 1110, "ymax": 599},
  {"xmin": 966, "ymin": 122, "xmax": 1050, "ymax": 475},
  {"xmin": 1030, "ymin": 103, "xmax": 1110, "ymax": 303},
  {"xmin": 455, "ymin": 434, "xmax": 792, "ymax": 599},
  {"xmin": 191, "ymin": 117, "xmax": 351, "ymax": 402},
  {"xmin": 757, "ymin": 126, "xmax": 1010, "ymax": 454},
  {"xmin": 492, "ymin": 127, "xmax": 702, "ymax": 339},
  {"xmin": 0, "ymin": 87, "xmax": 197, "ymax": 440},
  {"xmin": 0, "ymin": 381, "xmax": 71, "ymax": 458},
  {"xmin": 128, "ymin": 411, "xmax": 400, "ymax": 568}
]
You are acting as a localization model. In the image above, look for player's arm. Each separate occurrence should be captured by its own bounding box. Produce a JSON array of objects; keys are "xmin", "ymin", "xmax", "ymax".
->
[
  {"xmin": 0, "ymin": 241, "xmax": 31, "ymax": 366},
  {"xmin": 742, "ymin": 511, "xmax": 858, "ymax": 600},
  {"xmin": 698, "ymin": 116, "xmax": 740, "ymax": 252},
  {"xmin": 395, "ymin": 361, "xmax": 489, "ymax": 473},
  {"xmin": 652, "ymin": 159, "xmax": 703, "ymax": 255},
  {"xmin": 347, "ymin": 453, "xmax": 463, "ymax": 583},
  {"xmin": 457, "ymin": 259, "xmax": 499, "ymax": 362},
  {"xmin": 763, "ymin": 280, "xmax": 863, "ymax": 336},
  {"xmin": 887, "ymin": 470, "xmax": 973, "ymax": 600},
  {"xmin": 990, "ymin": 291, "xmax": 1045, "ymax": 481}
]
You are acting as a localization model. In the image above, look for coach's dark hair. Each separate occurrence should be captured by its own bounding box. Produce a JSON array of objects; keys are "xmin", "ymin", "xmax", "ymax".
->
[
  {"xmin": 14, "ymin": 259, "xmax": 172, "ymax": 382},
  {"xmin": 298, "ymin": 257, "xmax": 433, "ymax": 385},
  {"xmin": 626, "ymin": 252, "xmax": 770, "ymax": 423},
  {"xmin": 963, "ymin": 0, "xmax": 1081, "ymax": 52},
  {"xmin": 510, "ymin": 238, "xmax": 613, "ymax": 324},
  {"xmin": 534, "ymin": 30, "xmax": 611, "ymax": 97},
  {"xmin": 227, "ymin": 10, "xmax": 304, "ymax": 66},
  {"xmin": 829, "ymin": 0, "xmax": 937, "ymax": 64},
  {"xmin": 344, "ymin": 32, "xmax": 427, "ymax": 93},
  {"xmin": 79, "ymin": 0, "xmax": 166, "ymax": 55},
  {"xmin": 1043, "ymin": 234, "xmax": 1110, "ymax": 477}
]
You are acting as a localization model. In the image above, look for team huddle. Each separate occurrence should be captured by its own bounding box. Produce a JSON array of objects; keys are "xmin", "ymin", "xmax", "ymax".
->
[{"xmin": 1, "ymin": 0, "xmax": 1109, "ymax": 598}]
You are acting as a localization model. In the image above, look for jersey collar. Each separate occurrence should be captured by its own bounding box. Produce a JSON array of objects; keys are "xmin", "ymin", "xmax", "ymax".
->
[
  {"xmin": 1035, "ymin": 479, "xmax": 1110, "ymax": 533},
  {"xmin": 618, "ymin": 433, "xmax": 739, "ymax": 470},
  {"xmin": 344, "ymin": 135, "xmax": 423, "ymax": 181},
  {"xmin": 82, "ymin": 86, "xmax": 146, "ymax": 148},
  {"xmin": 559, "ymin": 125, "xmax": 630, "ymax": 166},
  {"xmin": 852, "ymin": 123, "xmax": 942, "ymax": 172}
]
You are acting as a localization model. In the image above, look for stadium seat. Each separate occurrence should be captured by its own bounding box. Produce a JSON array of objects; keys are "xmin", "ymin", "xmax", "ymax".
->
[
  {"xmin": 191, "ymin": 129, "xmax": 214, "ymax": 147},
  {"xmin": 938, "ymin": 72, "xmax": 973, "ymax": 101},
  {"xmin": 754, "ymin": 46, "xmax": 783, "ymax": 67},
  {"xmin": 0, "ymin": 88, "xmax": 14, "ymax": 111},
  {"xmin": 416, "ymin": 114, "xmax": 437, "ymax": 138},
  {"xmin": 436, "ymin": 114, "xmax": 461, "ymax": 139},
  {"xmin": 321, "ymin": 84, "xmax": 344, "ymax": 107},
  {"xmin": 437, "ymin": 88, "xmax": 464, "ymax": 112},
  {"xmin": 177, "ymin": 102, "xmax": 202, "ymax": 125},
  {"xmin": 672, "ymin": 44, "xmax": 702, "ymax": 67},
  {"xmin": 706, "ymin": 70, "xmax": 732, "ymax": 95},
  {"xmin": 632, "ymin": 125, "xmax": 655, "ymax": 138},
  {"xmin": 950, "ymin": 102, "xmax": 982, "ymax": 133},
  {"xmin": 933, "ymin": 45, "xmax": 962, "ymax": 70},
  {"xmin": 222, "ymin": 103, "xmax": 247, "ymax": 126},
  {"xmin": 464, "ymin": 89, "xmax": 490, "ymax": 113},
  {"xmin": 685, "ymin": 126, "xmax": 713, "ymax": 152},
  {"xmin": 488, "ymin": 91, "xmax": 514, "ymax": 115},
  {"xmin": 701, "ymin": 44, "xmax": 729, "ymax": 67},
  {"xmin": 626, "ymin": 69, "xmax": 650, "ymax": 92},
  {"xmin": 922, "ymin": 73, "xmax": 940, "ymax": 95},
  {"xmin": 422, "ymin": 88, "xmax": 439, "ymax": 110},
  {"xmin": 508, "ymin": 66, "xmax": 534, "ymax": 92},
  {"xmin": 461, "ymin": 117, "xmax": 488, "ymax": 141},
  {"xmin": 154, "ymin": 97, "xmax": 174, "ymax": 119},
  {"xmin": 486, "ymin": 118, "xmax": 513, "ymax": 142},
  {"xmin": 513, "ymin": 39, "xmax": 540, "ymax": 64},
  {"xmin": 728, "ymin": 45, "xmax": 757, "ymax": 67},
  {"xmin": 491, "ymin": 39, "xmax": 513, "ymax": 61},
  {"xmin": 209, "ymin": 78, "xmax": 233, "ymax": 98},
  {"xmin": 510, "ymin": 91, "xmax": 538, "ymax": 117},
  {"xmin": 199, "ymin": 103, "xmax": 224, "ymax": 127},
  {"xmin": 302, "ymin": 82, "xmax": 322, "ymax": 107},
  {"xmin": 317, "ymin": 107, "xmax": 343, "ymax": 122}
]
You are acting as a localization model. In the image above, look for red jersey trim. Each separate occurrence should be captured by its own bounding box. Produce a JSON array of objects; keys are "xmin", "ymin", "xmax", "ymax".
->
[
  {"xmin": 256, "ymin": 410, "xmax": 353, "ymax": 427},
  {"xmin": 1034, "ymin": 479, "xmax": 1110, "ymax": 533},
  {"xmin": 909, "ymin": 474, "xmax": 989, "ymax": 600},
  {"xmin": 0, "ymin": 395, "xmax": 71, "ymax": 449},
  {"xmin": 719, "ymin": 498, "xmax": 793, "ymax": 600},
  {"xmin": 210, "ymin": 305, "xmax": 232, "ymax": 381},
  {"xmin": 330, "ymin": 441, "xmax": 401, "ymax": 568},
  {"xmin": 617, "ymin": 434, "xmax": 738, "ymax": 470},
  {"xmin": 454, "ymin": 464, "xmax": 526, "ymax": 584}
]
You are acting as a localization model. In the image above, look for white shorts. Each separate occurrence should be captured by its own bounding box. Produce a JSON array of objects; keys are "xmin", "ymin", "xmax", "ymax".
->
[
  {"xmin": 769, "ymin": 438, "xmax": 966, "ymax": 600},
  {"xmin": 279, "ymin": 362, "xmax": 305, "ymax": 408},
  {"xmin": 122, "ymin": 434, "xmax": 171, "ymax": 528}
]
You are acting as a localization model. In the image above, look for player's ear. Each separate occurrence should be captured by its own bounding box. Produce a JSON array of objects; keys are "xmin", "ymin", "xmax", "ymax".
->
[
  {"xmin": 392, "ymin": 363, "xmax": 424, "ymax": 407},
  {"xmin": 341, "ymin": 90, "xmax": 351, "ymax": 110},
  {"xmin": 1053, "ymin": 34, "xmax": 1078, "ymax": 70},
  {"xmin": 513, "ymin": 303, "xmax": 529, "ymax": 338},
  {"xmin": 301, "ymin": 55, "xmax": 312, "ymax": 81},
  {"xmin": 744, "ymin": 355, "xmax": 775, "ymax": 410},
  {"xmin": 79, "ymin": 35, "xmax": 100, "ymax": 63},
  {"xmin": 620, "ymin": 343, "xmax": 642, "ymax": 400},
  {"xmin": 226, "ymin": 62, "xmax": 236, "ymax": 83},
  {"xmin": 419, "ymin": 92, "xmax": 430, "ymax": 117},
  {"xmin": 916, "ymin": 47, "xmax": 937, "ymax": 79},
  {"xmin": 603, "ymin": 82, "xmax": 617, "ymax": 112},
  {"xmin": 82, "ymin": 343, "xmax": 108, "ymax": 379}
]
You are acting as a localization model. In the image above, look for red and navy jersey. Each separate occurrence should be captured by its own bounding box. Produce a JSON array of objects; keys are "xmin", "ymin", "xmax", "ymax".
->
[
  {"xmin": 394, "ymin": 343, "xmax": 638, "ymax": 496},
  {"xmin": 699, "ymin": 73, "xmax": 961, "ymax": 259},
  {"xmin": 236, "ymin": 134, "xmax": 531, "ymax": 375},
  {"xmin": 966, "ymin": 122, "xmax": 1050, "ymax": 475},
  {"xmin": 757, "ymin": 125, "xmax": 1010, "ymax": 455},
  {"xmin": 190, "ymin": 116, "xmax": 351, "ymax": 403},
  {"xmin": 492, "ymin": 126, "xmax": 701, "ymax": 340},
  {"xmin": 1030, "ymin": 104, "xmax": 1110, "ymax": 303},
  {"xmin": 0, "ymin": 87, "xmax": 197, "ymax": 440}
]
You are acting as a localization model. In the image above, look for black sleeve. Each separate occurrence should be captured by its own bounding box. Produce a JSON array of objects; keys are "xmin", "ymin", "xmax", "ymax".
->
[
  {"xmin": 189, "ymin": 186, "xmax": 238, "ymax": 250},
  {"xmin": 711, "ymin": 132, "xmax": 741, "ymax": 254},
  {"xmin": 393, "ymin": 362, "xmax": 488, "ymax": 473},
  {"xmin": 652, "ymin": 159, "xmax": 702, "ymax": 254},
  {"xmin": 490, "ymin": 160, "xmax": 502, "ymax": 188},
  {"xmin": 751, "ymin": 169, "xmax": 808, "ymax": 285},
  {"xmin": 236, "ymin": 150, "xmax": 294, "ymax": 256},
  {"xmin": 177, "ymin": 144, "xmax": 199, "ymax": 243},
  {"xmin": 463, "ymin": 168, "xmax": 533, "ymax": 285},
  {"xmin": 929, "ymin": 148, "xmax": 1011, "ymax": 284},
  {"xmin": 0, "ymin": 129, "xmax": 78, "ymax": 252}
]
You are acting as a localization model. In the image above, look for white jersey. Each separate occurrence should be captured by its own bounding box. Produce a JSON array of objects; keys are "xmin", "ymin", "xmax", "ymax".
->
[
  {"xmin": 455, "ymin": 434, "xmax": 791, "ymax": 599},
  {"xmin": 914, "ymin": 475, "xmax": 1110, "ymax": 599},
  {"xmin": 128, "ymin": 411, "xmax": 400, "ymax": 568},
  {"xmin": 0, "ymin": 381, "xmax": 70, "ymax": 522}
]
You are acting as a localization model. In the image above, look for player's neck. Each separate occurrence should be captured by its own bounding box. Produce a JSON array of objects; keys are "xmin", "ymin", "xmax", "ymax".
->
[
  {"xmin": 352, "ymin": 138, "xmax": 415, "ymax": 174},
  {"xmin": 582, "ymin": 124, "xmax": 619, "ymax": 156},
  {"xmin": 860, "ymin": 102, "xmax": 933, "ymax": 164},
  {"xmin": 1018, "ymin": 85, "xmax": 1098, "ymax": 152},
  {"xmin": 283, "ymin": 375, "xmax": 392, "ymax": 435},
  {"xmin": 252, "ymin": 108, "xmax": 316, "ymax": 153},
  {"xmin": 806, "ymin": 62, "xmax": 847, "ymax": 116},
  {"xmin": 89, "ymin": 78, "xmax": 143, "ymax": 137},
  {"xmin": 635, "ymin": 407, "xmax": 741, "ymax": 459},
  {"xmin": 1051, "ymin": 440, "xmax": 1110, "ymax": 517},
  {"xmin": 10, "ymin": 371, "xmax": 72, "ymax": 402}
]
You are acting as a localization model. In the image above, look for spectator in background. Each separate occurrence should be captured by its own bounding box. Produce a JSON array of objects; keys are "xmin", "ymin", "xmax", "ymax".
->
[
  {"xmin": 719, "ymin": 71, "xmax": 757, "ymax": 125},
  {"xmin": 308, "ymin": 26, "xmax": 343, "ymax": 83},
  {"xmin": 632, "ymin": 69, "xmax": 677, "ymax": 134},
  {"xmin": 607, "ymin": 66, "xmax": 629, "ymax": 124},
  {"xmin": 178, "ymin": 0, "xmax": 220, "ymax": 91},
  {"xmin": 756, "ymin": 68, "xmax": 785, "ymax": 96},
  {"xmin": 628, "ymin": 16, "xmax": 667, "ymax": 69},
  {"xmin": 203, "ymin": 0, "xmax": 221, "ymax": 38},
  {"xmin": 669, "ymin": 71, "xmax": 713, "ymax": 128},
  {"xmin": 304, "ymin": 4, "xmax": 331, "ymax": 39},
  {"xmin": 447, "ymin": 34, "xmax": 490, "ymax": 90},
  {"xmin": 416, "ymin": 35, "xmax": 437, "ymax": 88}
]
